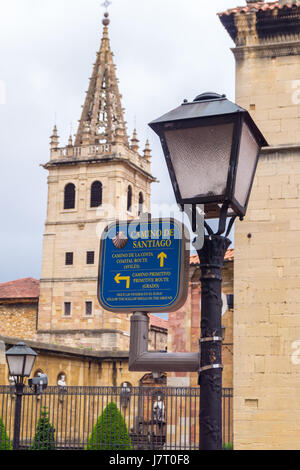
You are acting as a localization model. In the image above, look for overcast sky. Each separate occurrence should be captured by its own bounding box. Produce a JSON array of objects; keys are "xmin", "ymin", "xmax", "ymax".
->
[{"xmin": 0, "ymin": 0, "xmax": 238, "ymax": 283}]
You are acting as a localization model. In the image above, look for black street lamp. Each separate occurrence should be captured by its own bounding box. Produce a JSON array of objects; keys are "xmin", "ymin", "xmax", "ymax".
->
[
  {"xmin": 5, "ymin": 342, "xmax": 37, "ymax": 450},
  {"xmin": 149, "ymin": 92, "xmax": 267, "ymax": 450}
]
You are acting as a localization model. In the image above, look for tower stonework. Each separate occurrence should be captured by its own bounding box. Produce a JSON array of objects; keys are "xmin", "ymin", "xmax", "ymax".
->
[
  {"xmin": 219, "ymin": 1, "xmax": 300, "ymax": 449},
  {"xmin": 37, "ymin": 15, "xmax": 155, "ymax": 351}
]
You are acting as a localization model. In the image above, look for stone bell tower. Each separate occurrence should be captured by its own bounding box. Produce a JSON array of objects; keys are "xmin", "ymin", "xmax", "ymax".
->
[
  {"xmin": 219, "ymin": 0, "xmax": 300, "ymax": 450},
  {"xmin": 37, "ymin": 12, "xmax": 155, "ymax": 351}
]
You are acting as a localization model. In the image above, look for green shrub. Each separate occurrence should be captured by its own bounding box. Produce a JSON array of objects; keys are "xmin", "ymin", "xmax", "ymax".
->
[
  {"xmin": 31, "ymin": 407, "xmax": 56, "ymax": 450},
  {"xmin": 223, "ymin": 442, "xmax": 233, "ymax": 450},
  {"xmin": 0, "ymin": 416, "xmax": 12, "ymax": 450},
  {"xmin": 86, "ymin": 402, "xmax": 132, "ymax": 450}
]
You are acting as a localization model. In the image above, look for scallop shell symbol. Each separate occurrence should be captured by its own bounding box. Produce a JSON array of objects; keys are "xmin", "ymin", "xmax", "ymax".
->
[{"xmin": 112, "ymin": 231, "xmax": 128, "ymax": 249}]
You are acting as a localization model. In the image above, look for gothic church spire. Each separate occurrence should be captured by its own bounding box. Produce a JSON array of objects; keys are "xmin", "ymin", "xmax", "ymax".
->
[{"xmin": 75, "ymin": 12, "xmax": 128, "ymax": 147}]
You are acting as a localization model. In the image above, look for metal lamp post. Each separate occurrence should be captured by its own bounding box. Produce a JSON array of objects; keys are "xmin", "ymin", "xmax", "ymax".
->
[
  {"xmin": 149, "ymin": 92, "xmax": 267, "ymax": 450},
  {"xmin": 5, "ymin": 342, "xmax": 37, "ymax": 450}
]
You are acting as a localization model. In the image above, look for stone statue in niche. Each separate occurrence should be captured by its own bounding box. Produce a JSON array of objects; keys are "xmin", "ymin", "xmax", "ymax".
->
[
  {"xmin": 57, "ymin": 374, "xmax": 67, "ymax": 391},
  {"xmin": 152, "ymin": 395, "xmax": 165, "ymax": 423}
]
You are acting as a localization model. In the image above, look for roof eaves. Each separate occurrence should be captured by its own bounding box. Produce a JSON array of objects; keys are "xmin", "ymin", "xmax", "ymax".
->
[{"xmin": 218, "ymin": 1, "xmax": 300, "ymax": 17}]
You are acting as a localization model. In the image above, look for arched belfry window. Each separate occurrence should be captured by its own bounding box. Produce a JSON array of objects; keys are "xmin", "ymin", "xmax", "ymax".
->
[
  {"xmin": 127, "ymin": 185, "xmax": 132, "ymax": 212},
  {"xmin": 90, "ymin": 181, "xmax": 102, "ymax": 208},
  {"xmin": 138, "ymin": 192, "xmax": 144, "ymax": 216},
  {"xmin": 64, "ymin": 183, "xmax": 76, "ymax": 210}
]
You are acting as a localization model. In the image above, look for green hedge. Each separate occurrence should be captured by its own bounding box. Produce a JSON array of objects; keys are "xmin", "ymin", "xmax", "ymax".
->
[
  {"xmin": 31, "ymin": 407, "xmax": 56, "ymax": 450},
  {"xmin": 86, "ymin": 402, "xmax": 132, "ymax": 450},
  {"xmin": 223, "ymin": 442, "xmax": 233, "ymax": 450},
  {"xmin": 0, "ymin": 417, "xmax": 12, "ymax": 450}
]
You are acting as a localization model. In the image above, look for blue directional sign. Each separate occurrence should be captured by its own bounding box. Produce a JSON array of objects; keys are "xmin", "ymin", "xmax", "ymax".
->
[{"xmin": 98, "ymin": 218, "xmax": 190, "ymax": 313}]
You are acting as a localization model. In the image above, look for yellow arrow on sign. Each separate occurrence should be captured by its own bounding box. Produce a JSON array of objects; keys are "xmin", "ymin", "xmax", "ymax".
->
[
  {"xmin": 114, "ymin": 273, "xmax": 130, "ymax": 289},
  {"xmin": 157, "ymin": 252, "xmax": 167, "ymax": 268}
]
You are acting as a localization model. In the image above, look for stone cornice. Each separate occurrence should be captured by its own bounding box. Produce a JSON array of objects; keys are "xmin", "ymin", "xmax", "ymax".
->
[
  {"xmin": 45, "ymin": 216, "xmax": 119, "ymax": 227},
  {"xmin": 150, "ymin": 324, "xmax": 168, "ymax": 333},
  {"xmin": 40, "ymin": 277, "xmax": 98, "ymax": 283},
  {"xmin": 0, "ymin": 298, "xmax": 38, "ymax": 304},
  {"xmin": 43, "ymin": 155, "xmax": 156, "ymax": 182},
  {"xmin": 0, "ymin": 335, "xmax": 129, "ymax": 361},
  {"xmin": 37, "ymin": 329, "xmax": 129, "ymax": 337},
  {"xmin": 232, "ymin": 39, "xmax": 300, "ymax": 59},
  {"xmin": 219, "ymin": 3, "xmax": 300, "ymax": 46}
]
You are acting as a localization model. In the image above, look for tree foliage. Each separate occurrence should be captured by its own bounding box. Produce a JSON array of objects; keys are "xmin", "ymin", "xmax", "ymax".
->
[
  {"xmin": 31, "ymin": 406, "xmax": 56, "ymax": 450},
  {"xmin": 0, "ymin": 416, "xmax": 12, "ymax": 450},
  {"xmin": 86, "ymin": 402, "xmax": 132, "ymax": 450}
]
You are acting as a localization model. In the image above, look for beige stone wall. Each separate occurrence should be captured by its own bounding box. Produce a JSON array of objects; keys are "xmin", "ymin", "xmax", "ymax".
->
[
  {"xmin": 234, "ymin": 149, "xmax": 300, "ymax": 449},
  {"xmin": 235, "ymin": 54, "xmax": 300, "ymax": 146},
  {"xmin": 0, "ymin": 302, "xmax": 37, "ymax": 341},
  {"xmin": 233, "ymin": 32, "xmax": 300, "ymax": 448}
]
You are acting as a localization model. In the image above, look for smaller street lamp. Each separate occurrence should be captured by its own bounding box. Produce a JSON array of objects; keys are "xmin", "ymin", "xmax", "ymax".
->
[
  {"xmin": 6, "ymin": 342, "xmax": 37, "ymax": 383},
  {"xmin": 149, "ymin": 92, "xmax": 267, "ymax": 450},
  {"xmin": 5, "ymin": 342, "xmax": 37, "ymax": 450}
]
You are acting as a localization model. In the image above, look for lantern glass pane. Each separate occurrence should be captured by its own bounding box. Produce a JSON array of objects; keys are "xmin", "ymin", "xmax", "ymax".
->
[
  {"xmin": 164, "ymin": 123, "xmax": 234, "ymax": 201},
  {"xmin": 234, "ymin": 122, "xmax": 259, "ymax": 207},
  {"xmin": 23, "ymin": 355, "xmax": 36, "ymax": 377},
  {"xmin": 7, "ymin": 354, "xmax": 36, "ymax": 377},
  {"xmin": 6, "ymin": 355, "xmax": 25, "ymax": 377}
]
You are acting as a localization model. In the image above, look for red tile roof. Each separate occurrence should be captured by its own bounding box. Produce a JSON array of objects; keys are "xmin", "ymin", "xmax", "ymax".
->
[
  {"xmin": 190, "ymin": 248, "xmax": 234, "ymax": 266},
  {"xmin": 150, "ymin": 315, "xmax": 168, "ymax": 330},
  {"xmin": 218, "ymin": 1, "xmax": 300, "ymax": 17},
  {"xmin": 0, "ymin": 278, "xmax": 39, "ymax": 300}
]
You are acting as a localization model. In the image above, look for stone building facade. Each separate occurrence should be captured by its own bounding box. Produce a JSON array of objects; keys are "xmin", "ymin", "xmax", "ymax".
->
[{"xmin": 219, "ymin": 0, "xmax": 300, "ymax": 450}]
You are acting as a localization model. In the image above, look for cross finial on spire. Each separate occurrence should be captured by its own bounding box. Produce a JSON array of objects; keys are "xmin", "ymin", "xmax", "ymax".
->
[
  {"xmin": 101, "ymin": 0, "xmax": 111, "ymax": 12},
  {"xmin": 101, "ymin": 0, "xmax": 111, "ymax": 24}
]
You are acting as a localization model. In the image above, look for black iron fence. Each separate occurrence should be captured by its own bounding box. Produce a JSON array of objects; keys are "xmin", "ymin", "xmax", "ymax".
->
[{"xmin": 0, "ymin": 386, "xmax": 233, "ymax": 450}]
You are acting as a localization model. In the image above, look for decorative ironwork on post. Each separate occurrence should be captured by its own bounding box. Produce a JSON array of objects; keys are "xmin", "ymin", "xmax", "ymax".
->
[{"xmin": 197, "ymin": 234, "xmax": 231, "ymax": 450}]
